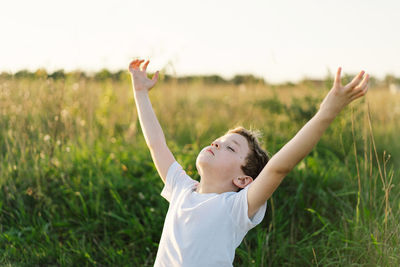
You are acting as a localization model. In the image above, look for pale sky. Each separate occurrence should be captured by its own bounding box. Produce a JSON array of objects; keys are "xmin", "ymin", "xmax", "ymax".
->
[{"xmin": 1, "ymin": 0, "xmax": 399, "ymax": 83}]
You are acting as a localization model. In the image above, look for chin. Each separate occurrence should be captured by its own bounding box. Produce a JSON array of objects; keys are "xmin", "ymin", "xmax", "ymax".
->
[
  {"xmin": 196, "ymin": 152, "xmax": 215, "ymax": 174},
  {"xmin": 195, "ymin": 153, "xmax": 207, "ymax": 168}
]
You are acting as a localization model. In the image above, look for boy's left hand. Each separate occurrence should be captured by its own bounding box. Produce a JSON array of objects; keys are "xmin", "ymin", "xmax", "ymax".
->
[{"xmin": 319, "ymin": 67, "xmax": 369, "ymax": 116}]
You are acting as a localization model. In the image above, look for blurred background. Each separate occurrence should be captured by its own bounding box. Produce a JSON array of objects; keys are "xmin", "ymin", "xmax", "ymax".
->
[
  {"xmin": 1, "ymin": 0, "xmax": 400, "ymax": 84},
  {"xmin": 0, "ymin": 0, "xmax": 399, "ymax": 266}
]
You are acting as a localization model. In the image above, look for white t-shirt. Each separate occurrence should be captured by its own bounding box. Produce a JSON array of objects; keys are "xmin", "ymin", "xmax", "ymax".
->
[{"xmin": 153, "ymin": 161, "xmax": 267, "ymax": 267}]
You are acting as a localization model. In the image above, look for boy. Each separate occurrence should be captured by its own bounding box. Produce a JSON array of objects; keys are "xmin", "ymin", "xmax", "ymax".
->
[{"xmin": 128, "ymin": 59, "xmax": 369, "ymax": 266}]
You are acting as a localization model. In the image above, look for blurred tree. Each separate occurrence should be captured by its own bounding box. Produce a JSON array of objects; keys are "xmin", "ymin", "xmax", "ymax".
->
[
  {"xmin": 15, "ymin": 69, "xmax": 35, "ymax": 79},
  {"xmin": 231, "ymin": 74, "xmax": 265, "ymax": 85},
  {"xmin": 0, "ymin": 72, "xmax": 12, "ymax": 79},
  {"xmin": 202, "ymin": 75, "xmax": 228, "ymax": 84},
  {"xmin": 66, "ymin": 70, "xmax": 87, "ymax": 80},
  {"xmin": 94, "ymin": 69, "xmax": 112, "ymax": 81},
  {"xmin": 163, "ymin": 74, "xmax": 173, "ymax": 82},
  {"xmin": 281, "ymin": 81, "xmax": 296, "ymax": 87},
  {"xmin": 48, "ymin": 69, "xmax": 65, "ymax": 80},
  {"xmin": 112, "ymin": 70, "xmax": 127, "ymax": 81},
  {"xmin": 35, "ymin": 68, "xmax": 48, "ymax": 79}
]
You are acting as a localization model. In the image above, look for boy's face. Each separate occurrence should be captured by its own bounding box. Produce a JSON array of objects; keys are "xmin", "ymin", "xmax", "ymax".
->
[{"xmin": 196, "ymin": 133, "xmax": 250, "ymax": 181}]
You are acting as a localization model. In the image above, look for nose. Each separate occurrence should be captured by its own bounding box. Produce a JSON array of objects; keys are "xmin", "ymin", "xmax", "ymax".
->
[{"xmin": 211, "ymin": 142, "xmax": 220, "ymax": 149}]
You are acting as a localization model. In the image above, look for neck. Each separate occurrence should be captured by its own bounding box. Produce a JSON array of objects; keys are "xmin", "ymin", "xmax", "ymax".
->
[{"xmin": 195, "ymin": 177, "xmax": 238, "ymax": 194}]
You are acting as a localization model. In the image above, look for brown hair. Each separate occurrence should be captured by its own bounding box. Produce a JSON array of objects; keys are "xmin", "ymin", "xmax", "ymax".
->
[{"xmin": 226, "ymin": 126, "xmax": 270, "ymax": 191}]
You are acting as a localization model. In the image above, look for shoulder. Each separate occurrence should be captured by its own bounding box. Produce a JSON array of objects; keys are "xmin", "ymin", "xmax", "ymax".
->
[{"xmin": 226, "ymin": 185, "xmax": 267, "ymax": 230}]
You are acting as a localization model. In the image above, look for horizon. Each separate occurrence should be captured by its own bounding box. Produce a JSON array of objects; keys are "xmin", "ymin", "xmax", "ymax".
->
[{"xmin": 4, "ymin": 67, "xmax": 399, "ymax": 87}]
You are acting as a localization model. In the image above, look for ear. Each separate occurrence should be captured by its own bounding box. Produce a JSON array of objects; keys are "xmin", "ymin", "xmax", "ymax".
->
[{"xmin": 233, "ymin": 176, "xmax": 253, "ymax": 189}]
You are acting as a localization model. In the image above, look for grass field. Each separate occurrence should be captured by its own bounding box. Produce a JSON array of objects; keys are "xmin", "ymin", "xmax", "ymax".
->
[{"xmin": 0, "ymin": 74, "xmax": 399, "ymax": 266}]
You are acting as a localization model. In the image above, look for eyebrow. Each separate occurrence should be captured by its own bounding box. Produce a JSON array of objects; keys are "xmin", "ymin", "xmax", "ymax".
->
[
  {"xmin": 215, "ymin": 138, "xmax": 241, "ymax": 148},
  {"xmin": 232, "ymin": 140, "xmax": 241, "ymax": 147}
]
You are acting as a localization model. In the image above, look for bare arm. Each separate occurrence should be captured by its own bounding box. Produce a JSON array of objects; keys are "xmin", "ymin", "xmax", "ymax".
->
[
  {"xmin": 247, "ymin": 67, "xmax": 370, "ymax": 218},
  {"xmin": 133, "ymin": 90, "xmax": 166, "ymax": 147},
  {"xmin": 129, "ymin": 59, "xmax": 175, "ymax": 183}
]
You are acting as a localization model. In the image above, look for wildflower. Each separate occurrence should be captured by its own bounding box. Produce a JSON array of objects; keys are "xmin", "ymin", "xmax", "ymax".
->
[
  {"xmin": 26, "ymin": 188, "xmax": 33, "ymax": 196},
  {"xmin": 61, "ymin": 109, "xmax": 69, "ymax": 118},
  {"xmin": 44, "ymin": 134, "xmax": 51, "ymax": 142},
  {"xmin": 72, "ymin": 83, "xmax": 79, "ymax": 91},
  {"xmin": 122, "ymin": 164, "xmax": 128, "ymax": 172},
  {"xmin": 51, "ymin": 158, "xmax": 60, "ymax": 167}
]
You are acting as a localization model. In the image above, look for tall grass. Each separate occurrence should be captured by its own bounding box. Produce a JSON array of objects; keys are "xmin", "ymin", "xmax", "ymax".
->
[{"xmin": 0, "ymin": 76, "xmax": 398, "ymax": 266}]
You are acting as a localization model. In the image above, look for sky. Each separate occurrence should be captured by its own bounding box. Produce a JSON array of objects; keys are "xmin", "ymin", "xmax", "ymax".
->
[{"xmin": 1, "ymin": 0, "xmax": 399, "ymax": 83}]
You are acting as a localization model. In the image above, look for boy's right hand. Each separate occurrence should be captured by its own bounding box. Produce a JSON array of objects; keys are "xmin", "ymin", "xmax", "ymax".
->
[{"xmin": 129, "ymin": 59, "xmax": 160, "ymax": 93}]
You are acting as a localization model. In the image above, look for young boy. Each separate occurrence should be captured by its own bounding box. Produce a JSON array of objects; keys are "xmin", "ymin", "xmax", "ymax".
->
[{"xmin": 129, "ymin": 59, "xmax": 369, "ymax": 266}]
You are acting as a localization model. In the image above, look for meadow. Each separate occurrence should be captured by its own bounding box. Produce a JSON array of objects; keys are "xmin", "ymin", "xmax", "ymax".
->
[{"xmin": 0, "ymin": 73, "xmax": 399, "ymax": 266}]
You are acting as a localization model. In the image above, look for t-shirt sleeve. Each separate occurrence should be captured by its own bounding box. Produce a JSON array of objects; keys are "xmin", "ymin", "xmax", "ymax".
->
[
  {"xmin": 228, "ymin": 183, "xmax": 267, "ymax": 232},
  {"xmin": 160, "ymin": 160, "xmax": 198, "ymax": 202}
]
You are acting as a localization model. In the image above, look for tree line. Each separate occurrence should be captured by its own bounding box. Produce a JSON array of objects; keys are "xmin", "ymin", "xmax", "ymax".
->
[{"xmin": 0, "ymin": 68, "xmax": 398, "ymax": 87}]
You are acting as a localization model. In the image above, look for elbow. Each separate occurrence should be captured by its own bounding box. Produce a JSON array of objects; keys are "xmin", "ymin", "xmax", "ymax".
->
[
  {"xmin": 264, "ymin": 164, "xmax": 290, "ymax": 178},
  {"xmin": 265, "ymin": 160, "xmax": 291, "ymax": 175},
  {"xmin": 272, "ymin": 167, "xmax": 291, "ymax": 176}
]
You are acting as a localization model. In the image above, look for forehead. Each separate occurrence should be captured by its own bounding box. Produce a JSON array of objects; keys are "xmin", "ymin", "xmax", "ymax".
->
[{"xmin": 216, "ymin": 133, "xmax": 248, "ymax": 147}]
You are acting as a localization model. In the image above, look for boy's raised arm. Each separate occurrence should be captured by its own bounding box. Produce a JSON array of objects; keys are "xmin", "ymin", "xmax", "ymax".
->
[
  {"xmin": 247, "ymin": 67, "xmax": 370, "ymax": 218},
  {"xmin": 129, "ymin": 59, "xmax": 175, "ymax": 184}
]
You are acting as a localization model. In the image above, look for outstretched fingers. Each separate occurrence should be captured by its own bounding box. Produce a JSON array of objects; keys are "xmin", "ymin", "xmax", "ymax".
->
[
  {"xmin": 142, "ymin": 60, "xmax": 150, "ymax": 71},
  {"xmin": 334, "ymin": 67, "xmax": 342, "ymax": 87},
  {"xmin": 349, "ymin": 85, "xmax": 368, "ymax": 101},
  {"xmin": 152, "ymin": 71, "xmax": 159, "ymax": 81},
  {"xmin": 137, "ymin": 59, "xmax": 145, "ymax": 69},
  {"xmin": 350, "ymin": 74, "xmax": 369, "ymax": 98},
  {"xmin": 345, "ymin": 70, "xmax": 365, "ymax": 91},
  {"xmin": 129, "ymin": 60, "xmax": 137, "ymax": 70},
  {"xmin": 129, "ymin": 59, "xmax": 145, "ymax": 70}
]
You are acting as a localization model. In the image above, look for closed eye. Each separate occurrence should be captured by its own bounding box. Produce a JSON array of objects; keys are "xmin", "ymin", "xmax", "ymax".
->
[{"xmin": 228, "ymin": 146, "xmax": 235, "ymax": 152}]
